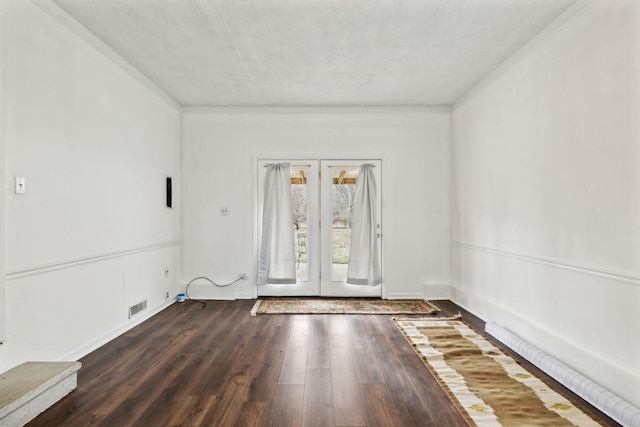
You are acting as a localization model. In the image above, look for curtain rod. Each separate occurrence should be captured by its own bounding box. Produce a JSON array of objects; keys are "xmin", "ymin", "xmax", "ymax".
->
[
  {"xmin": 327, "ymin": 165, "xmax": 375, "ymax": 168},
  {"xmin": 263, "ymin": 164, "xmax": 375, "ymax": 168},
  {"xmin": 263, "ymin": 164, "xmax": 312, "ymax": 168}
]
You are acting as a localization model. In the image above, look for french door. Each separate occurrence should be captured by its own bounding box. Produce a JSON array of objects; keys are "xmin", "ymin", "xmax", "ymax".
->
[{"xmin": 257, "ymin": 159, "xmax": 382, "ymax": 297}]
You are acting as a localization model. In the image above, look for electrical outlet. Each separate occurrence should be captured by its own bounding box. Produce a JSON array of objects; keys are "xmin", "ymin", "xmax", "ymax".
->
[
  {"xmin": 165, "ymin": 291, "xmax": 170, "ymax": 300},
  {"xmin": 220, "ymin": 206, "xmax": 229, "ymax": 216},
  {"xmin": 240, "ymin": 273, "xmax": 247, "ymax": 280}
]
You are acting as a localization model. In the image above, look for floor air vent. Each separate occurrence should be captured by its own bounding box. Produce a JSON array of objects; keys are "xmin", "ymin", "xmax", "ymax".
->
[{"xmin": 129, "ymin": 300, "xmax": 147, "ymax": 318}]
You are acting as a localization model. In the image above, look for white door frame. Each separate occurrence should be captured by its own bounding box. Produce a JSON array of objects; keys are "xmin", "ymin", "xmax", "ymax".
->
[{"xmin": 255, "ymin": 159, "xmax": 382, "ymax": 297}]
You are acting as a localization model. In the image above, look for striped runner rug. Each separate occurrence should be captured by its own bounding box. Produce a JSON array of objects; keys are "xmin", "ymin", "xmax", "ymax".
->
[
  {"xmin": 251, "ymin": 298, "xmax": 440, "ymax": 315},
  {"xmin": 394, "ymin": 318, "xmax": 607, "ymax": 426}
]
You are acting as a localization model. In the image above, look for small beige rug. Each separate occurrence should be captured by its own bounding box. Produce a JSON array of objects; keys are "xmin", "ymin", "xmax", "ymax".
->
[
  {"xmin": 250, "ymin": 298, "xmax": 440, "ymax": 316},
  {"xmin": 394, "ymin": 318, "xmax": 607, "ymax": 426}
]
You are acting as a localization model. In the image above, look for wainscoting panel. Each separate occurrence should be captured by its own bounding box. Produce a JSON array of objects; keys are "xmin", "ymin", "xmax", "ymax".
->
[
  {"xmin": 1, "ymin": 243, "xmax": 180, "ymax": 374},
  {"xmin": 451, "ymin": 242, "xmax": 640, "ymax": 409}
]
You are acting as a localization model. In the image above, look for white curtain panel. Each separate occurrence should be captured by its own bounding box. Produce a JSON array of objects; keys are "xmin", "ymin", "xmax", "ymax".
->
[
  {"xmin": 258, "ymin": 163, "xmax": 297, "ymax": 285},
  {"xmin": 346, "ymin": 164, "xmax": 382, "ymax": 286}
]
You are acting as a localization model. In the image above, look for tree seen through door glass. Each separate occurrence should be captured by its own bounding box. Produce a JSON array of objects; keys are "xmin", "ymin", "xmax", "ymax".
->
[
  {"xmin": 291, "ymin": 169, "xmax": 308, "ymax": 281},
  {"xmin": 331, "ymin": 168, "xmax": 358, "ymax": 281}
]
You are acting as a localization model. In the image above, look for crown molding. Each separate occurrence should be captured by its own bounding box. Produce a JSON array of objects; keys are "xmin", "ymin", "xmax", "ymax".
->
[
  {"xmin": 30, "ymin": 0, "xmax": 181, "ymax": 111},
  {"xmin": 453, "ymin": 0, "xmax": 600, "ymax": 111},
  {"xmin": 181, "ymin": 105, "xmax": 452, "ymax": 115}
]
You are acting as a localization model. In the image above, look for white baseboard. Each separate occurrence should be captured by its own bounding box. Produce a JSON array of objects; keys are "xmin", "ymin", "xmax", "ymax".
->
[
  {"xmin": 423, "ymin": 283, "xmax": 451, "ymax": 300},
  {"xmin": 235, "ymin": 292, "xmax": 255, "ymax": 300},
  {"xmin": 189, "ymin": 296, "xmax": 237, "ymax": 301},
  {"xmin": 60, "ymin": 299, "xmax": 175, "ymax": 362},
  {"xmin": 384, "ymin": 292, "xmax": 427, "ymax": 300}
]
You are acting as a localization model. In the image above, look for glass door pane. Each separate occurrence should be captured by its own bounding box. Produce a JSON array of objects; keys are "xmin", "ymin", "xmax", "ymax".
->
[
  {"xmin": 291, "ymin": 168, "xmax": 308, "ymax": 281},
  {"xmin": 331, "ymin": 167, "xmax": 358, "ymax": 281}
]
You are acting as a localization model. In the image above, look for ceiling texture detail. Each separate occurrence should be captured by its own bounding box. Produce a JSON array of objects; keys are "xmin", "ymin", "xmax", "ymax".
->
[{"xmin": 49, "ymin": 0, "xmax": 576, "ymax": 107}]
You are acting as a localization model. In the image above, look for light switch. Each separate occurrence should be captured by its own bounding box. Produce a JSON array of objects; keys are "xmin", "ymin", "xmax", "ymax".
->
[{"xmin": 15, "ymin": 177, "xmax": 26, "ymax": 194}]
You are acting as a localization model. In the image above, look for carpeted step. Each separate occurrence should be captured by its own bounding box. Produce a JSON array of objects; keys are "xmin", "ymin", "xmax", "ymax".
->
[{"xmin": 0, "ymin": 361, "xmax": 81, "ymax": 427}]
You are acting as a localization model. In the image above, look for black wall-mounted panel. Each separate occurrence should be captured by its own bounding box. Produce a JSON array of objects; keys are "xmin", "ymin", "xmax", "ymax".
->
[{"xmin": 166, "ymin": 177, "xmax": 172, "ymax": 208}]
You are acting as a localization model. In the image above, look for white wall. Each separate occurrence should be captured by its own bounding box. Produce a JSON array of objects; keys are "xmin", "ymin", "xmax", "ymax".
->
[
  {"xmin": 451, "ymin": 0, "xmax": 640, "ymax": 407},
  {"xmin": 0, "ymin": 3, "xmax": 6, "ymax": 344},
  {"xmin": 181, "ymin": 108, "xmax": 451, "ymax": 300},
  {"xmin": 0, "ymin": 0, "xmax": 181, "ymax": 372}
]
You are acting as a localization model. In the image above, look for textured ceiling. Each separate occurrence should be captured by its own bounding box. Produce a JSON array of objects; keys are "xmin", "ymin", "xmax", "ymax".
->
[{"xmin": 49, "ymin": 0, "xmax": 576, "ymax": 107}]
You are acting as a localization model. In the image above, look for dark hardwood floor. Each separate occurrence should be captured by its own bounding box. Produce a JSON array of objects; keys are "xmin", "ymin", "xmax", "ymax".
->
[{"xmin": 27, "ymin": 300, "xmax": 618, "ymax": 426}]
